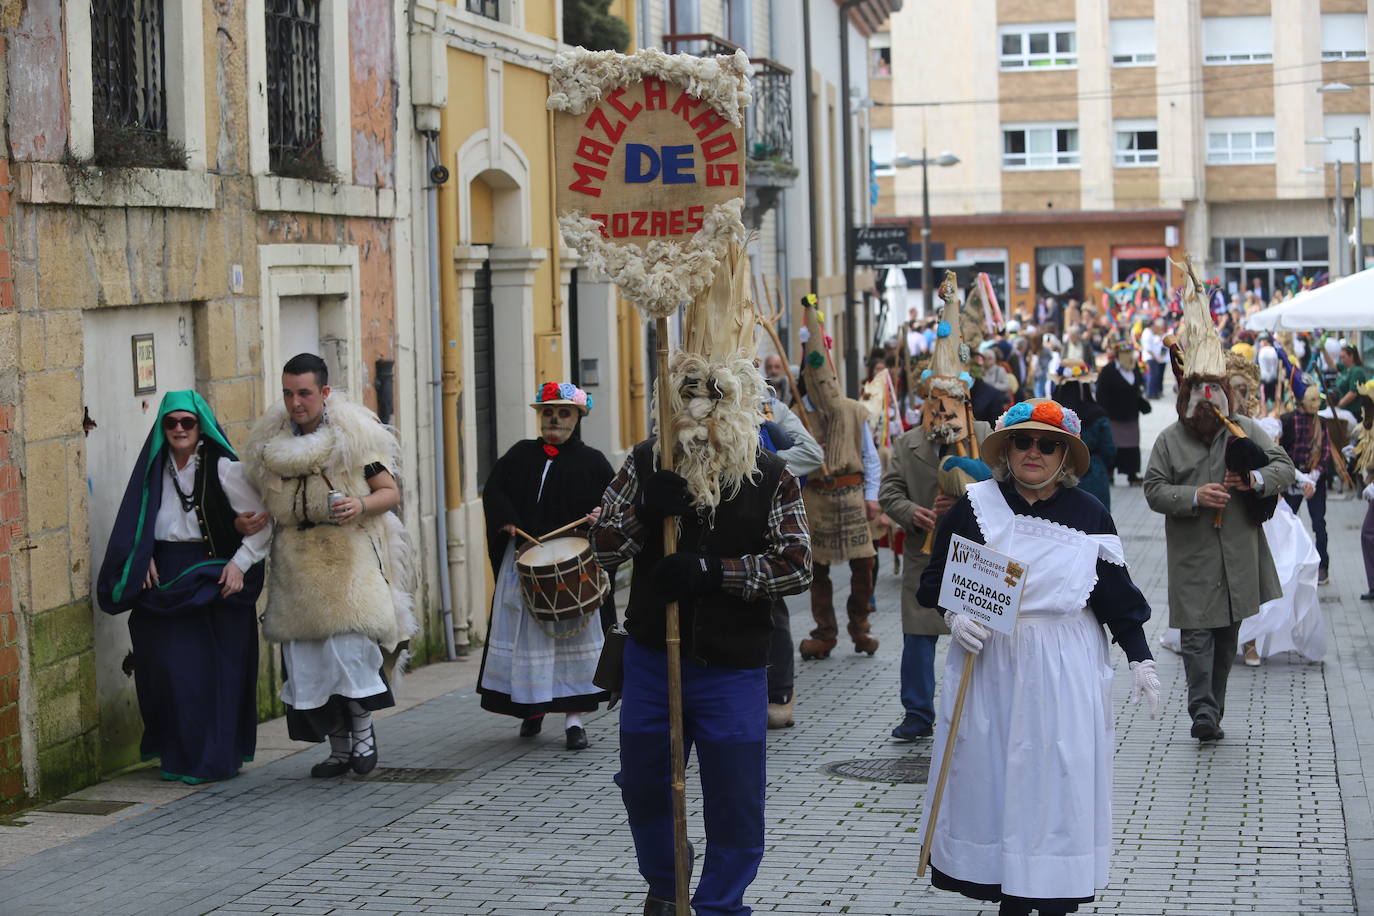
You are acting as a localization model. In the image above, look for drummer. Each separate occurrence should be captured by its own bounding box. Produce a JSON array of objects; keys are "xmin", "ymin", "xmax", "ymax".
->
[{"xmin": 478, "ymin": 382, "xmax": 616, "ymax": 750}]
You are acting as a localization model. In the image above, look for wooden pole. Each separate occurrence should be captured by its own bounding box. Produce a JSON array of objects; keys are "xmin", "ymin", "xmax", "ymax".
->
[
  {"xmin": 918, "ymin": 651, "xmax": 975, "ymax": 877},
  {"xmin": 655, "ymin": 315, "xmax": 692, "ymax": 914}
]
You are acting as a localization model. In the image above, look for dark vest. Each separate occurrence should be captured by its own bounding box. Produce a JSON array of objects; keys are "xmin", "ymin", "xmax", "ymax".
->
[
  {"xmin": 625, "ymin": 440, "xmax": 785, "ymax": 668},
  {"xmin": 184, "ymin": 450, "xmax": 244, "ymax": 560}
]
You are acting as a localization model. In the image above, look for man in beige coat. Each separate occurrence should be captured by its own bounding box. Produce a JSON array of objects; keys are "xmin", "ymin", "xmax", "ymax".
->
[
  {"xmin": 879, "ymin": 418, "xmax": 991, "ymax": 740},
  {"xmin": 1144, "ymin": 260, "xmax": 1295, "ymax": 743}
]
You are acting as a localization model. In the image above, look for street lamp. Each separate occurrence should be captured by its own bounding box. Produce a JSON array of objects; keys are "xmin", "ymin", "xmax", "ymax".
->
[
  {"xmin": 892, "ymin": 150, "xmax": 961, "ymax": 314},
  {"xmin": 1308, "ymin": 128, "xmax": 1363, "ymax": 271},
  {"xmin": 1300, "ymin": 163, "xmax": 1348, "ymax": 276}
]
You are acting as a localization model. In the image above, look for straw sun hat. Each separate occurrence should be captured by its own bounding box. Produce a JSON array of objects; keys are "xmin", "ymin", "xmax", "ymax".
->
[
  {"xmin": 981, "ymin": 398, "xmax": 1091, "ymax": 478},
  {"xmin": 531, "ymin": 381, "xmax": 593, "ymax": 415}
]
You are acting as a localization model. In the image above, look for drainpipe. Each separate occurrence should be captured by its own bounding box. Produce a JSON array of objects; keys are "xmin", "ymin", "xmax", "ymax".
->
[
  {"xmin": 802, "ymin": 0, "xmax": 819, "ymax": 297},
  {"xmin": 839, "ymin": 0, "xmax": 864, "ymax": 397},
  {"xmin": 424, "ymin": 132, "xmax": 458, "ymax": 662}
]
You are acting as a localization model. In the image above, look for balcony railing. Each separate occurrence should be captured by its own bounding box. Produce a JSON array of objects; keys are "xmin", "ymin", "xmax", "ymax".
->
[{"xmin": 661, "ymin": 33, "xmax": 794, "ymax": 166}]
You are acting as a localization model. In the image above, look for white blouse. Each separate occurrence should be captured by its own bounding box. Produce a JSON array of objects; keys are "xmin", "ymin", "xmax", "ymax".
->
[{"xmin": 154, "ymin": 452, "xmax": 272, "ymax": 572}]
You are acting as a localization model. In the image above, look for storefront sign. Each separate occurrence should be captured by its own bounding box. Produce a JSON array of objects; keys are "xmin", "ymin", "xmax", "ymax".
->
[
  {"xmin": 852, "ymin": 226, "xmax": 911, "ymax": 265},
  {"xmin": 937, "ymin": 534, "xmax": 1028, "ymax": 635},
  {"xmin": 555, "ymin": 79, "xmax": 744, "ymax": 249}
]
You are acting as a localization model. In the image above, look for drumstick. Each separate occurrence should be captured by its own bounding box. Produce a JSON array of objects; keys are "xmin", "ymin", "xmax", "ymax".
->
[
  {"xmin": 918, "ymin": 651, "xmax": 974, "ymax": 877},
  {"xmin": 511, "ymin": 527, "xmax": 544, "ymax": 545},
  {"xmin": 536, "ymin": 514, "xmax": 594, "ymax": 543}
]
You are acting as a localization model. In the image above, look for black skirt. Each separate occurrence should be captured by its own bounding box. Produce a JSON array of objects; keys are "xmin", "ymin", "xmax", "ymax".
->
[
  {"xmin": 930, "ymin": 864, "xmax": 1093, "ymax": 913},
  {"xmin": 281, "ymin": 652, "xmax": 396, "ymax": 743},
  {"xmin": 128, "ymin": 542, "xmax": 264, "ymax": 783}
]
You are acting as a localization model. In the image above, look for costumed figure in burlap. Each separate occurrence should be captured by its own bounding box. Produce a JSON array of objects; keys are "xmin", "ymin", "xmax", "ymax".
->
[
  {"xmin": 592, "ymin": 244, "xmax": 813, "ymax": 916},
  {"xmin": 878, "ymin": 281, "xmax": 991, "ymax": 742},
  {"xmin": 478, "ymin": 381, "xmax": 613, "ymax": 750},
  {"xmin": 243, "ymin": 354, "xmax": 416, "ymax": 777},
  {"xmin": 797, "ymin": 298, "xmax": 883, "ymax": 659},
  {"xmin": 1144, "ymin": 260, "xmax": 1294, "ymax": 744}
]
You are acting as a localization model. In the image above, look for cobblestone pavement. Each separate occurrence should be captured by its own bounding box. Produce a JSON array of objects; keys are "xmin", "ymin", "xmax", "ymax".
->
[{"xmin": 1, "ymin": 405, "xmax": 1371, "ymax": 915}]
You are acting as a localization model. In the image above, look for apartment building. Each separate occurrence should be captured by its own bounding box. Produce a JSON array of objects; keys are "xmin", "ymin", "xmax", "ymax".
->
[{"xmin": 884, "ymin": 0, "xmax": 1373, "ymax": 316}]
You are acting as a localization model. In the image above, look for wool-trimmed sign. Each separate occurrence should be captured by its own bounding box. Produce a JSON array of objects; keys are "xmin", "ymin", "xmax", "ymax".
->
[
  {"xmin": 554, "ymin": 78, "xmax": 744, "ymax": 246},
  {"xmin": 549, "ymin": 48, "xmax": 751, "ymax": 317}
]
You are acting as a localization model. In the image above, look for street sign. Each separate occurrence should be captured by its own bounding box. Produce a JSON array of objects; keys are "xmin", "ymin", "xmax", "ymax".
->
[
  {"xmin": 1042, "ymin": 262, "xmax": 1073, "ymax": 296},
  {"xmin": 853, "ymin": 226, "xmax": 911, "ymax": 265}
]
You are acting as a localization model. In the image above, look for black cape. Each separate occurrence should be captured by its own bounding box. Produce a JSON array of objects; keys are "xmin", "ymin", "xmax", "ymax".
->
[{"xmin": 1096, "ymin": 362, "xmax": 1146, "ymax": 423}]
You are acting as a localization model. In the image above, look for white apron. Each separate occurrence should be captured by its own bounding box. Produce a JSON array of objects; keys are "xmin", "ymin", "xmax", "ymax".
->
[{"xmin": 919, "ymin": 479, "xmax": 1124, "ymax": 900}]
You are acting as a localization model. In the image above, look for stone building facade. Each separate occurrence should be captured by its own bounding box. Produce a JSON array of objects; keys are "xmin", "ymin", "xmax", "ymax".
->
[{"xmin": 0, "ymin": 0, "xmax": 433, "ymax": 804}]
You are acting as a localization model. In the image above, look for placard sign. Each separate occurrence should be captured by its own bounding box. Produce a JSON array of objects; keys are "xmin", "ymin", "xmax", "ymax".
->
[
  {"xmin": 936, "ymin": 534, "xmax": 1028, "ymax": 635},
  {"xmin": 554, "ymin": 79, "xmax": 745, "ymax": 248}
]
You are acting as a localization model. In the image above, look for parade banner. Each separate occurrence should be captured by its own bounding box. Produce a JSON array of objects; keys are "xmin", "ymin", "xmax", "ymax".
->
[
  {"xmin": 549, "ymin": 48, "xmax": 750, "ymax": 317},
  {"xmin": 937, "ymin": 534, "xmax": 1028, "ymax": 636}
]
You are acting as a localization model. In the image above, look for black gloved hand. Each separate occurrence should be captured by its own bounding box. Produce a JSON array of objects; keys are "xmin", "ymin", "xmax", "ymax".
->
[
  {"xmin": 638, "ymin": 470, "xmax": 693, "ymax": 525},
  {"xmin": 653, "ymin": 553, "xmax": 724, "ymax": 602},
  {"xmin": 1137, "ymin": 397, "xmax": 1152, "ymax": 415},
  {"xmin": 761, "ymin": 420, "xmax": 795, "ymax": 451}
]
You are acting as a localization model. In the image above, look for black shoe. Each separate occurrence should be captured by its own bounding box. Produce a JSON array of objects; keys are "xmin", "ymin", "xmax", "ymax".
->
[
  {"xmin": 1191, "ymin": 718, "xmax": 1221, "ymax": 742},
  {"xmin": 643, "ymin": 895, "xmax": 675, "ymax": 916},
  {"xmin": 1361, "ymin": 591, "xmax": 1374, "ymax": 601},
  {"xmin": 1318, "ymin": 569, "xmax": 1330, "ymax": 586},
  {"xmin": 565, "ymin": 726, "xmax": 589, "ymax": 750},
  {"xmin": 350, "ymin": 724, "xmax": 378, "ymax": 775},
  {"xmin": 310, "ymin": 756, "xmax": 351, "ymax": 778},
  {"xmin": 891, "ymin": 716, "xmax": 934, "ymax": 742},
  {"xmin": 519, "ymin": 716, "xmax": 543, "ymax": 738}
]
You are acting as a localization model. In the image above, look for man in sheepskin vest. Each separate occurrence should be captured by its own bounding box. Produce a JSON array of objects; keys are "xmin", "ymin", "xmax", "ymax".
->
[{"xmin": 241, "ymin": 353, "xmax": 416, "ymax": 777}]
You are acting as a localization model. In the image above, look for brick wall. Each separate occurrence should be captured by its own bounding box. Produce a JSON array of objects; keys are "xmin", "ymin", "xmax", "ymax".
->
[{"xmin": 0, "ymin": 149, "xmax": 22, "ymax": 808}]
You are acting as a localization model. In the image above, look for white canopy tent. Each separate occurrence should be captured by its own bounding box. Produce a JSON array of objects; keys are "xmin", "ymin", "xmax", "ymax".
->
[{"xmin": 1244, "ymin": 267, "xmax": 1374, "ymax": 332}]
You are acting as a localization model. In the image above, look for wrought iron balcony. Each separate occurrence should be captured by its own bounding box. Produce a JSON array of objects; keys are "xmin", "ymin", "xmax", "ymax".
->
[{"xmin": 662, "ymin": 34, "xmax": 794, "ymax": 167}]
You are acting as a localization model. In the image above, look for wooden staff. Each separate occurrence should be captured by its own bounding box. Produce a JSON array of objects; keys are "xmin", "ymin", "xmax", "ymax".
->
[
  {"xmin": 655, "ymin": 315, "xmax": 692, "ymax": 914},
  {"xmin": 1208, "ymin": 402, "xmax": 1248, "ymax": 528},
  {"xmin": 918, "ymin": 651, "xmax": 974, "ymax": 877}
]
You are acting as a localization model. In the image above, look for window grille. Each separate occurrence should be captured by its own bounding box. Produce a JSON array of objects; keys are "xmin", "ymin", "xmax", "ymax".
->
[
  {"xmin": 466, "ymin": 0, "xmax": 500, "ymax": 20},
  {"xmin": 266, "ymin": 0, "xmax": 323, "ymax": 173},
  {"xmin": 91, "ymin": 0, "xmax": 168, "ymax": 135}
]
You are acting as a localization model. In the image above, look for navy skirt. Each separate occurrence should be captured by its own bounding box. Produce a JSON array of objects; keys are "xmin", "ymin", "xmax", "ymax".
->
[{"xmin": 128, "ymin": 542, "xmax": 264, "ymax": 783}]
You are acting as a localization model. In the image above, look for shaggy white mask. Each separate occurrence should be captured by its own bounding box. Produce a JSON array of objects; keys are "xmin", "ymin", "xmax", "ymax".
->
[{"xmin": 653, "ymin": 350, "xmax": 766, "ymax": 520}]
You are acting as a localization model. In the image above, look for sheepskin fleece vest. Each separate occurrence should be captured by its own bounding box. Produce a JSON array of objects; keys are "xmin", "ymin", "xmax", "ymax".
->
[{"xmin": 243, "ymin": 398, "xmax": 415, "ymax": 648}]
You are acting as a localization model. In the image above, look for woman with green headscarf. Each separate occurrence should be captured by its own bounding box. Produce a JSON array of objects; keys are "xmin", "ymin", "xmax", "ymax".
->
[{"xmin": 97, "ymin": 391, "xmax": 272, "ymax": 784}]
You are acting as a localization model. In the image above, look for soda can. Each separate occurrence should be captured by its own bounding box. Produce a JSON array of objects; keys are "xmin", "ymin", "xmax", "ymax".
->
[{"xmin": 327, "ymin": 490, "xmax": 346, "ymax": 520}]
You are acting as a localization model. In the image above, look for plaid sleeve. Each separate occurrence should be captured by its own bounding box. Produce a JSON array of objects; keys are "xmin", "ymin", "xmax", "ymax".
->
[
  {"xmin": 590, "ymin": 452, "xmax": 647, "ymax": 568},
  {"xmin": 719, "ymin": 468, "xmax": 813, "ymax": 601}
]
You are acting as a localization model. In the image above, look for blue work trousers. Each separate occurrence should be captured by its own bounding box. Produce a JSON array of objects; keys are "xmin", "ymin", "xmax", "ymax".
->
[
  {"xmin": 616, "ymin": 638, "xmax": 767, "ymax": 916},
  {"xmin": 900, "ymin": 634, "xmax": 939, "ymax": 728}
]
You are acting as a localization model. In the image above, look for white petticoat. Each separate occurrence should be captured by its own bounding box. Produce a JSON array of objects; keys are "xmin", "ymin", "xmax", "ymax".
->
[
  {"xmin": 478, "ymin": 543, "xmax": 604, "ymax": 704},
  {"xmin": 279, "ymin": 633, "xmax": 386, "ymax": 710}
]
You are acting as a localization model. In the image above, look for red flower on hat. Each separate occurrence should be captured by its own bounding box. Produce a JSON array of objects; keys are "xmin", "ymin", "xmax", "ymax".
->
[
  {"xmin": 540, "ymin": 382, "xmax": 560, "ymax": 402},
  {"xmin": 1030, "ymin": 401, "xmax": 1064, "ymax": 427}
]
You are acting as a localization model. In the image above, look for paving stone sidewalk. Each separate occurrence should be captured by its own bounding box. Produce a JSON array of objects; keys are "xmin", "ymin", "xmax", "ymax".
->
[{"xmin": 0, "ymin": 406, "xmax": 1370, "ymax": 915}]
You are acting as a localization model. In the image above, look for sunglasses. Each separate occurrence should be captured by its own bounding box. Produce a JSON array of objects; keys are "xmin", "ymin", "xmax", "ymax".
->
[
  {"xmin": 541, "ymin": 407, "xmax": 575, "ymax": 420},
  {"xmin": 1010, "ymin": 434, "xmax": 1063, "ymax": 455},
  {"xmin": 162, "ymin": 415, "xmax": 199, "ymax": 432}
]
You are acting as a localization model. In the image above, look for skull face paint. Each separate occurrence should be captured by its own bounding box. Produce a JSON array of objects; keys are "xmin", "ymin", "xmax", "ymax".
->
[{"xmin": 539, "ymin": 406, "xmax": 579, "ymax": 444}]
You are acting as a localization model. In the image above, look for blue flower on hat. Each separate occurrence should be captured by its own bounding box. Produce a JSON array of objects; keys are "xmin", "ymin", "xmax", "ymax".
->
[
  {"xmin": 997, "ymin": 401, "xmax": 1033, "ymax": 430},
  {"xmin": 558, "ymin": 382, "xmax": 577, "ymax": 400},
  {"xmin": 920, "ymin": 369, "xmax": 932, "ymax": 380}
]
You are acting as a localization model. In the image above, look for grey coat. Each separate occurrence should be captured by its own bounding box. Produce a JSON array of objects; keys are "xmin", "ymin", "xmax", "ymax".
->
[
  {"xmin": 878, "ymin": 421, "xmax": 992, "ymax": 635},
  {"xmin": 1143, "ymin": 415, "xmax": 1296, "ymax": 630}
]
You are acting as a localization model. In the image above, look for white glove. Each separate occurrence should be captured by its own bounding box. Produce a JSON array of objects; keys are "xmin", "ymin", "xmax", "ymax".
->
[
  {"xmin": 944, "ymin": 611, "xmax": 989, "ymax": 655},
  {"xmin": 1343, "ymin": 444, "xmax": 1356, "ymax": 460},
  {"xmin": 1128, "ymin": 659, "xmax": 1161, "ymax": 718},
  {"xmin": 1364, "ymin": 482, "xmax": 1374, "ymax": 503}
]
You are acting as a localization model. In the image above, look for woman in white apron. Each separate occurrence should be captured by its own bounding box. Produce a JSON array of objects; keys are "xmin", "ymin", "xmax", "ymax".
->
[{"xmin": 916, "ymin": 398, "xmax": 1163, "ymax": 915}]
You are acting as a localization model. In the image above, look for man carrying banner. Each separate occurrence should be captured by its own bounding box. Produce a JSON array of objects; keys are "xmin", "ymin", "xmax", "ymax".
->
[
  {"xmin": 591, "ymin": 245, "xmax": 812, "ymax": 916},
  {"xmin": 917, "ymin": 397, "xmax": 1160, "ymax": 915}
]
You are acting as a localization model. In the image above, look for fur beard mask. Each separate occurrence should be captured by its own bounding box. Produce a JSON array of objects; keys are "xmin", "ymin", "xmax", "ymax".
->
[
  {"xmin": 653, "ymin": 350, "xmax": 766, "ymax": 520},
  {"xmin": 1178, "ymin": 375, "xmax": 1234, "ymax": 443}
]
